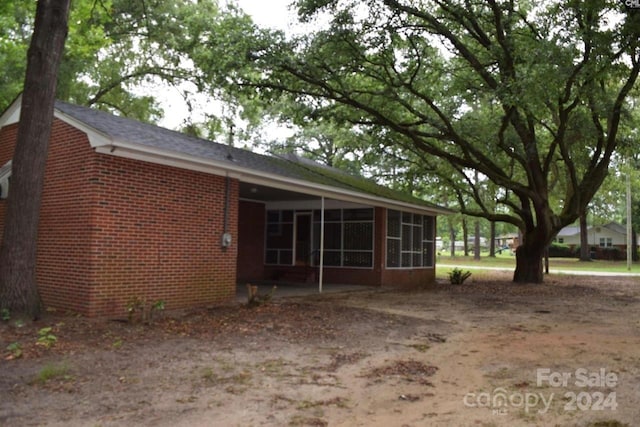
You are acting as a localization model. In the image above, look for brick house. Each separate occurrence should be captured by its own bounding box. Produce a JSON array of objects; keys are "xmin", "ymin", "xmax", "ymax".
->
[{"xmin": 0, "ymin": 96, "xmax": 449, "ymax": 317}]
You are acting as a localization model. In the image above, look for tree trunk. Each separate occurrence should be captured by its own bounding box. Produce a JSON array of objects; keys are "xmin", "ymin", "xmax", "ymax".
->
[
  {"xmin": 462, "ymin": 218, "xmax": 469, "ymax": 256},
  {"xmin": 513, "ymin": 240, "xmax": 545, "ymax": 283},
  {"xmin": 0, "ymin": 0, "xmax": 70, "ymax": 319},
  {"xmin": 489, "ymin": 221, "xmax": 496, "ymax": 257},
  {"xmin": 473, "ymin": 220, "xmax": 480, "ymax": 260},
  {"xmin": 449, "ymin": 222, "xmax": 456, "ymax": 257},
  {"xmin": 579, "ymin": 211, "xmax": 590, "ymax": 261}
]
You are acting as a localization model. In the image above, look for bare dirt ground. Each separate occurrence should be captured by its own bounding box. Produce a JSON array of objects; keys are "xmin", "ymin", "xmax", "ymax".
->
[{"xmin": 1, "ymin": 273, "xmax": 639, "ymax": 427}]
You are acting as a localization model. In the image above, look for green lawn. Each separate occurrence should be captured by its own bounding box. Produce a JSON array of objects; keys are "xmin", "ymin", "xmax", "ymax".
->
[{"xmin": 436, "ymin": 253, "xmax": 640, "ymax": 276}]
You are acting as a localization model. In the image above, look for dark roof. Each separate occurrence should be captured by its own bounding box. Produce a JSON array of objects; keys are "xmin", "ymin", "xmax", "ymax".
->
[
  {"xmin": 558, "ymin": 222, "xmax": 627, "ymax": 237},
  {"xmin": 54, "ymin": 100, "xmax": 447, "ymax": 212}
]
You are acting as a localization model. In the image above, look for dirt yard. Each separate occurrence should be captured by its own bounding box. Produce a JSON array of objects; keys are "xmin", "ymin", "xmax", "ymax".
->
[{"xmin": 1, "ymin": 273, "xmax": 639, "ymax": 427}]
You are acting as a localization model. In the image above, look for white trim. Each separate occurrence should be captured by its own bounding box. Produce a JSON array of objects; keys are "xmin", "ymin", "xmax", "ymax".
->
[
  {"xmin": 0, "ymin": 159, "xmax": 12, "ymax": 200},
  {"xmin": 54, "ymin": 110, "xmax": 113, "ymax": 148},
  {"xmin": 238, "ymin": 197, "xmax": 267, "ymax": 204},
  {"xmin": 265, "ymin": 199, "xmax": 368, "ymax": 211}
]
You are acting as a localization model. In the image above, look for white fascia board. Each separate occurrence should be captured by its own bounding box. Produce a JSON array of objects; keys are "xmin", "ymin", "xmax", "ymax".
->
[
  {"xmin": 237, "ymin": 172, "xmax": 451, "ymax": 215},
  {"xmin": 94, "ymin": 145, "xmax": 243, "ymax": 179},
  {"xmin": 53, "ymin": 109, "xmax": 113, "ymax": 148},
  {"xmin": 265, "ymin": 199, "xmax": 368, "ymax": 211},
  {"xmin": 0, "ymin": 95, "xmax": 22, "ymax": 128}
]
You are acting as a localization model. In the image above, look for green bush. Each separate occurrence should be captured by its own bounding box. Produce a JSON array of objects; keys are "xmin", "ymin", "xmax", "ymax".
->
[
  {"xmin": 448, "ymin": 268, "xmax": 472, "ymax": 285},
  {"xmin": 548, "ymin": 242, "xmax": 573, "ymax": 257},
  {"xmin": 601, "ymin": 247, "xmax": 623, "ymax": 261}
]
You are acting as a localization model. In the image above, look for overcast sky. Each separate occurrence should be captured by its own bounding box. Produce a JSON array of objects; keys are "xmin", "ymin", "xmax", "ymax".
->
[{"xmin": 235, "ymin": 0, "xmax": 296, "ymax": 30}]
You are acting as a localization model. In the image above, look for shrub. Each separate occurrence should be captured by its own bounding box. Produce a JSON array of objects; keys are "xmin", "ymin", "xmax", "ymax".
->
[
  {"xmin": 548, "ymin": 242, "xmax": 573, "ymax": 258},
  {"xmin": 448, "ymin": 268, "xmax": 472, "ymax": 285},
  {"xmin": 601, "ymin": 247, "xmax": 623, "ymax": 261}
]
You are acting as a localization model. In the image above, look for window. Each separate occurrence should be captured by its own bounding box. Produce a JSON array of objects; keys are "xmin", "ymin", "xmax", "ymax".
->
[
  {"xmin": 386, "ymin": 209, "xmax": 435, "ymax": 268},
  {"xmin": 599, "ymin": 237, "xmax": 612, "ymax": 248},
  {"xmin": 313, "ymin": 208, "xmax": 374, "ymax": 268},
  {"xmin": 266, "ymin": 208, "xmax": 374, "ymax": 268},
  {"xmin": 265, "ymin": 210, "xmax": 294, "ymax": 265}
]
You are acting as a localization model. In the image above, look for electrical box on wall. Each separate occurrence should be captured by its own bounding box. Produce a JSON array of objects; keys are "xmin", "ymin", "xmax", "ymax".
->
[{"xmin": 221, "ymin": 233, "xmax": 232, "ymax": 248}]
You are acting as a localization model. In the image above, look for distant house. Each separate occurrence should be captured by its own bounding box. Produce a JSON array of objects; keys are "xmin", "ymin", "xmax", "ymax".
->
[
  {"xmin": 495, "ymin": 233, "xmax": 520, "ymax": 249},
  {"xmin": 555, "ymin": 222, "xmax": 633, "ymax": 248},
  {"xmin": 452, "ymin": 236, "xmax": 488, "ymax": 251},
  {"xmin": 554, "ymin": 222, "xmax": 636, "ymax": 259},
  {"xmin": 0, "ymin": 96, "xmax": 450, "ymax": 317}
]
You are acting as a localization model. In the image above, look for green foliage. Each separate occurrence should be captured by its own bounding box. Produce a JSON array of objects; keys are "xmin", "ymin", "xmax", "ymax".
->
[
  {"xmin": 126, "ymin": 297, "xmax": 166, "ymax": 324},
  {"xmin": 1, "ymin": 308, "xmax": 9, "ymax": 321},
  {"xmin": 548, "ymin": 243, "xmax": 573, "ymax": 258},
  {"xmin": 0, "ymin": 0, "xmax": 230, "ymax": 126},
  {"xmin": 189, "ymin": 0, "xmax": 640, "ymax": 281},
  {"xmin": 6, "ymin": 341, "xmax": 22, "ymax": 359},
  {"xmin": 448, "ymin": 268, "xmax": 472, "ymax": 285},
  {"xmin": 36, "ymin": 327, "xmax": 57, "ymax": 348}
]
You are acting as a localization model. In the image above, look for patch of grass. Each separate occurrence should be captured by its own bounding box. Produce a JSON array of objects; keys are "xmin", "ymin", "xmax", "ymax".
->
[
  {"xmin": 296, "ymin": 396, "xmax": 350, "ymax": 410},
  {"xmin": 6, "ymin": 342, "xmax": 22, "ymax": 359},
  {"xmin": 201, "ymin": 367, "xmax": 216, "ymax": 381},
  {"xmin": 257, "ymin": 358, "xmax": 289, "ymax": 375},
  {"xmin": 32, "ymin": 362, "xmax": 72, "ymax": 384},
  {"xmin": 288, "ymin": 415, "xmax": 328, "ymax": 427},
  {"xmin": 407, "ymin": 343, "xmax": 430, "ymax": 352},
  {"xmin": 588, "ymin": 421, "xmax": 629, "ymax": 427},
  {"xmin": 437, "ymin": 254, "xmax": 640, "ymax": 274}
]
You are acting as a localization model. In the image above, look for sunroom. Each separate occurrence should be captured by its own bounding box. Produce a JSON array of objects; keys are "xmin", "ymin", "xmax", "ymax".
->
[{"xmin": 236, "ymin": 181, "xmax": 440, "ymax": 290}]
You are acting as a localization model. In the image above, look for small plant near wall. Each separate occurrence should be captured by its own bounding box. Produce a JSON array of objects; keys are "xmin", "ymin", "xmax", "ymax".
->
[
  {"xmin": 448, "ymin": 268, "xmax": 472, "ymax": 285},
  {"xmin": 6, "ymin": 342, "xmax": 23, "ymax": 359},
  {"xmin": 149, "ymin": 300, "xmax": 165, "ymax": 322},
  {"xmin": 246, "ymin": 284, "xmax": 277, "ymax": 307},
  {"xmin": 36, "ymin": 327, "xmax": 57, "ymax": 348},
  {"xmin": 126, "ymin": 297, "xmax": 166, "ymax": 324},
  {"xmin": 126, "ymin": 297, "xmax": 145, "ymax": 324}
]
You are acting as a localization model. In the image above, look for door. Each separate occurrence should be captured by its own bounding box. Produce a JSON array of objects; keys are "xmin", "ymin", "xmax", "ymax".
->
[{"xmin": 294, "ymin": 212, "xmax": 312, "ymax": 266}]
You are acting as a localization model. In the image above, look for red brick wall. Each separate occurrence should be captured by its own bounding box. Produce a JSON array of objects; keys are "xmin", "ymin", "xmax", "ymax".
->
[
  {"xmin": 237, "ymin": 200, "xmax": 265, "ymax": 282},
  {"xmin": 0, "ymin": 119, "xmax": 238, "ymax": 317},
  {"xmin": 0, "ymin": 121, "xmax": 97, "ymax": 314}
]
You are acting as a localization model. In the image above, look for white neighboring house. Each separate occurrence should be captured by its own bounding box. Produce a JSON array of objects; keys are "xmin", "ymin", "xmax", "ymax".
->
[{"xmin": 555, "ymin": 222, "xmax": 634, "ymax": 249}]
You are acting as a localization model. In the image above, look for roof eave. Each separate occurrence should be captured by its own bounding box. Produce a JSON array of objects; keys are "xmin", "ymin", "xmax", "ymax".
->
[
  {"xmin": 1, "ymin": 97, "xmax": 451, "ymax": 216},
  {"xmin": 97, "ymin": 142, "xmax": 451, "ymax": 216}
]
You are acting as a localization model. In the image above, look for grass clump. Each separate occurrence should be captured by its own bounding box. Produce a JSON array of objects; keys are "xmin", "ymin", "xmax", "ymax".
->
[{"xmin": 32, "ymin": 362, "xmax": 72, "ymax": 384}]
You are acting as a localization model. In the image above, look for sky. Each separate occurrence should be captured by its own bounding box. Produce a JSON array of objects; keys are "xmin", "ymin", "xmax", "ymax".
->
[{"xmin": 235, "ymin": 0, "xmax": 296, "ymax": 31}]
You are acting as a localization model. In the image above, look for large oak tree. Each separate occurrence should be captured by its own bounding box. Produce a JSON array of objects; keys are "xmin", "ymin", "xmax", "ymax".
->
[
  {"xmin": 193, "ymin": 0, "xmax": 640, "ymax": 282},
  {"xmin": 0, "ymin": 0, "xmax": 70, "ymax": 319}
]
